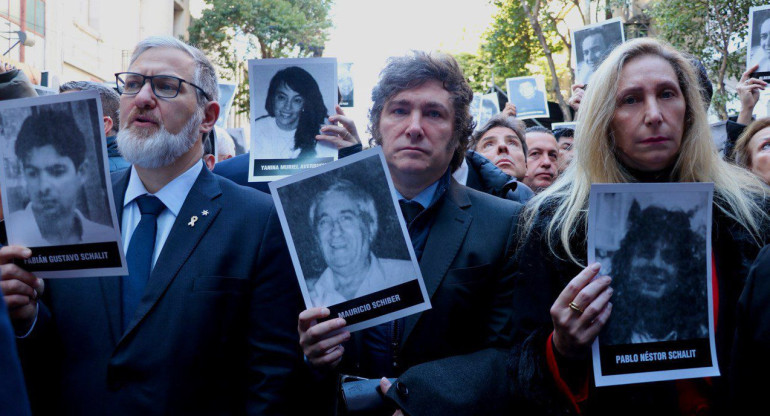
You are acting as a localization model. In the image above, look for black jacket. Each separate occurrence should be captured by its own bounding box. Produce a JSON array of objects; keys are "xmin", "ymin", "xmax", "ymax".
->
[
  {"xmin": 508, "ymin": 197, "xmax": 768, "ymax": 416},
  {"xmin": 464, "ymin": 150, "xmax": 534, "ymax": 204}
]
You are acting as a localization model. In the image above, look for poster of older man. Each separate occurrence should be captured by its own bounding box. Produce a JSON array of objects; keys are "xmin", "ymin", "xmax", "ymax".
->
[
  {"xmin": 248, "ymin": 57, "xmax": 338, "ymax": 182},
  {"xmin": 587, "ymin": 183, "xmax": 718, "ymax": 386},
  {"xmin": 572, "ymin": 18, "xmax": 625, "ymax": 85},
  {"xmin": 748, "ymin": 5, "xmax": 770, "ymax": 79},
  {"xmin": 506, "ymin": 75, "xmax": 549, "ymax": 119},
  {"xmin": 0, "ymin": 91, "xmax": 127, "ymax": 278},
  {"xmin": 269, "ymin": 148, "xmax": 430, "ymax": 332}
]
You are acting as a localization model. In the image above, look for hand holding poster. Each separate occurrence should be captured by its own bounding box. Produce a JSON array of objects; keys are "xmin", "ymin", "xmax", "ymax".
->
[
  {"xmin": 248, "ymin": 58, "xmax": 338, "ymax": 182},
  {"xmin": 588, "ymin": 183, "xmax": 718, "ymax": 386},
  {"xmin": 0, "ymin": 91, "xmax": 127, "ymax": 278},
  {"xmin": 269, "ymin": 148, "xmax": 431, "ymax": 332}
]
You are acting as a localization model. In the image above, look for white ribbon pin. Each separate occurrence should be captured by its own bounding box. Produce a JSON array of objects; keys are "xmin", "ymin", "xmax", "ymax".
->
[{"xmin": 188, "ymin": 215, "xmax": 199, "ymax": 227}]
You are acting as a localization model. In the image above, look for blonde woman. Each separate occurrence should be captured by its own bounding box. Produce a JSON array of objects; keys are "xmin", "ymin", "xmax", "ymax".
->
[
  {"xmin": 733, "ymin": 117, "xmax": 770, "ymax": 185},
  {"xmin": 508, "ymin": 38, "xmax": 768, "ymax": 415}
]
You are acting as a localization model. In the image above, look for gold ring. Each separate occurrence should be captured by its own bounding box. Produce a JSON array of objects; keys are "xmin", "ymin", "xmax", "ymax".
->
[{"xmin": 569, "ymin": 301, "xmax": 584, "ymax": 314}]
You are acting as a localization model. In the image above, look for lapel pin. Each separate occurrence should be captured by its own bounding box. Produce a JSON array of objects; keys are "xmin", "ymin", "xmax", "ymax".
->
[
  {"xmin": 188, "ymin": 215, "xmax": 199, "ymax": 227},
  {"xmin": 202, "ymin": 210, "xmax": 209, "ymax": 216}
]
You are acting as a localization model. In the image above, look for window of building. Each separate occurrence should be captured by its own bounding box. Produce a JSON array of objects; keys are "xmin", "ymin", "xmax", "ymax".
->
[{"xmin": 25, "ymin": 0, "xmax": 44, "ymax": 36}]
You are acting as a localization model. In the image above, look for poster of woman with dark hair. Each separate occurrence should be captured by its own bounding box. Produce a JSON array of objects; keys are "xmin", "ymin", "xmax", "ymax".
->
[{"xmin": 248, "ymin": 58, "xmax": 338, "ymax": 182}]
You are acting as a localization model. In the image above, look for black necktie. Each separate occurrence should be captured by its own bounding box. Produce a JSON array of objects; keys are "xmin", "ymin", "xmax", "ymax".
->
[
  {"xmin": 399, "ymin": 200, "xmax": 424, "ymax": 225},
  {"xmin": 122, "ymin": 195, "xmax": 165, "ymax": 330}
]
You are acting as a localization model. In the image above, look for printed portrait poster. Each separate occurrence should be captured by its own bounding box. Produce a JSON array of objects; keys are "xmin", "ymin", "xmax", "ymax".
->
[
  {"xmin": 572, "ymin": 18, "xmax": 625, "ymax": 85},
  {"xmin": 216, "ymin": 82, "xmax": 237, "ymax": 128},
  {"xmin": 506, "ymin": 75, "xmax": 549, "ymax": 120},
  {"xmin": 269, "ymin": 148, "xmax": 431, "ymax": 332},
  {"xmin": 0, "ymin": 91, "xmax": 127, "ymax": 278},
  {"xmin": 588, "ymin": 183, "xmax": 718, "ymax": 386},
  {"xmin": 338, "ymin": 62, "xmax": 354, "ymax": 107},
  {"xmin": 747, "ymin": 5, "xmax": 770, "ymax": 80},
  {"xmin": 472, "ymin": 92, "xmax": 500, "ymax": 130},
  {"xmin": 248, "ymin": 57, "xmax": 338, "ymax": 182}
]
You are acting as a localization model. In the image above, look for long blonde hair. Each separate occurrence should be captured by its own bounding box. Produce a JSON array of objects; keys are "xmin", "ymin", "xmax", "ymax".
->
[{"xmin": 522, "ymin": 38, "xmax": 767, "ymax": 265}]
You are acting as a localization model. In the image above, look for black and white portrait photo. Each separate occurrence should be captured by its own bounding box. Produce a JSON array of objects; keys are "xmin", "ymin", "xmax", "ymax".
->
[
  {"xmin": 506, "ymin": 75, "xmax": 549, "ymax": 119},
  {"xmin": 338, "ymin": 62, "xmax": 354, "ymax": 107},
  {"xmin": 248, "ymin": 57, "xmax": 338, "ymax": 182},
  {"xmin": 0, "ymin": 91, "xmax": 127, "ymax": 278},
  {"xmin": 748, "ymin": 5, "xmax": 770, "ymax": 76},
  {"xmin": 588, "ymin": 183, "xmax": 719, "ymax": 386},
  {"xmin": 572, "ymin": 18, "xmax": 625, "ymax": 85},
  {"xmin": 269, "ymin": 148, "xmax": 431, "ymax": 332},
  {"xmin": 472, "ymin": 92, "xmax": 499, "ymax": 130}
]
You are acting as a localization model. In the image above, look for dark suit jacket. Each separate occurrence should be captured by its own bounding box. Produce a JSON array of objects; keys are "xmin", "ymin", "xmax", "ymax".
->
[
  {"xmin": 18, "ymin": 166, "xmax": 300, "ymax": 416},
  {"xmin": 0, "ymin": 294, "xmax": 31, "ymax": 416},
  {"xmin": 366, "ymin": 180, "xmax": 521, "ymax": 414}
]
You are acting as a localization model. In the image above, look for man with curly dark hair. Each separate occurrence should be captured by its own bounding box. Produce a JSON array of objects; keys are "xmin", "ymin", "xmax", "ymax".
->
[{"xmin": 297, "ymin": 51, "xmax": 523, "ymax": 415}]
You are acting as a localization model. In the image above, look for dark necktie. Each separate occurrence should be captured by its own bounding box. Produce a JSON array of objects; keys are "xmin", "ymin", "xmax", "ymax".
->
[
  {"xmin": 399, "ymin": 200, "xmax": 424, "ymax": 225},
  {"xmin": 122, "ymin": 195, "xmax": 165, "ymax": 331}
]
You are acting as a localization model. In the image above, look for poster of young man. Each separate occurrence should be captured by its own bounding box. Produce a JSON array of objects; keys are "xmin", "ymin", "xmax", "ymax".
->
[
  {"xmin": 572, "ymin": 18, "xmax": 625, "ymax": 85},
  {"xmin": 248, "ymin": 57, "xmax": 338, "ymax": 182},
  {"xmin": 588, "ymin": 183, "xmax": 718, "ymax": 386},
  {"xmin": 747, "ymin": 5, "xmax": 770, "ymax": 80},
  {"xmin": 269, "ymin": 148, "xmax": 431, "ymax": 332},
  {"xmin": 472, "ymin": 92, "xmax": 500, "ymax": 130},
  {"xmin": 506, "ymin": 75, "xmax": 549, "ymax": 119},
  {"xmin": 0, "ymin": 91, "xmax": 127, "ymax": 278}
]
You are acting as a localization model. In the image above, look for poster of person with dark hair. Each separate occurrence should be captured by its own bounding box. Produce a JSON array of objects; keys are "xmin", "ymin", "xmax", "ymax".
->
[
  {"xmin": 588, "ymin": 183, "xmax": 718, "ymax": 386},
  {"xmin": 248, "ymin": 58, "xmax": 338, "ymax": 182},
  {"xmin": 748, "ymin": 5, "xmax": 770, "ymax": 79},
  {"xmin": 269, "ymin": 148, "xmax": 431, "ymax": 332},
  {"xmin": 506, "ymin": 75, "xmax": 549, "ymax": 119},
  {"xmin": 0, "ymin": 91, "xmax": 127, "ymax": 278},
  {"xmin": 572, "ymin": 18, "xmax": 626, "ymax": 85}
]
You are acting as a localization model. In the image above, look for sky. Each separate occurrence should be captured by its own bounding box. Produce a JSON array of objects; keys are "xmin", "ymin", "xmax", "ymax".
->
[{"xmin": 190, "ymin": 0, "xmax": 496, "ymax": 135}]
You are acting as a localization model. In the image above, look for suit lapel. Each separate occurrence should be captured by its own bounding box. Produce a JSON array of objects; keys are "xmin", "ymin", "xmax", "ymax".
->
[
  {"xmin": 118, "ymin": 167, "xmax": 223, "ymax": 345},
  {"xmin": 98, "ymin": 168, "xmax": 131, "ymax": 346},
  {"xmin": 401, "ymin": 180, "xmax": 472, "ymax": 344}
]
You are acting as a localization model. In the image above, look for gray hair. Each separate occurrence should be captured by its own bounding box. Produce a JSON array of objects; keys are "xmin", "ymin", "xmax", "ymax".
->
[
  {"xmin": 369, "ymin": 51, "xmax": 474, "ymax": 171},
  {"xmin": 130, "ymin": 36, "xmax": 219, "ymax": 105},
  {"xmin": 60, "ymin": 81, "xmax": 121, "ymax": 134},
  {"xmin": 309, "ymin": 180, "xmax": 378, "ymax": 241},
  {"xmin": 471, "ymin": 114, "xmax": 528, "ymax": 157},
  {"xmin": 215, "ymin": 126, "xmax": 236, "ymax": 158}
]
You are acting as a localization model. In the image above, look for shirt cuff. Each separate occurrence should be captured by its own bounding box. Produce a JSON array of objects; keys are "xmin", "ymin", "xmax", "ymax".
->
[
  {"xmin": 546, "ymin": 332, "xmax": 589, "ymax": 414},
  {"xmin": 15, "ymin": 303, "xmax": 38, "ymax": 339}
]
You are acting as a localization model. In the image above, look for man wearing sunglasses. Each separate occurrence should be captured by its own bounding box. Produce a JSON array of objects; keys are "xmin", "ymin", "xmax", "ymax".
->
[{"xmin": 6, "ymin": 36, "xmax": 300, "ymax": 416}]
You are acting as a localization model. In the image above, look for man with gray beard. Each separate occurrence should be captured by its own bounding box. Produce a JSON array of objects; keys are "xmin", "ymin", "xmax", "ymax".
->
[{"xmin": 3, "ymin": 36, "xmax": 300, "ymax": 416}]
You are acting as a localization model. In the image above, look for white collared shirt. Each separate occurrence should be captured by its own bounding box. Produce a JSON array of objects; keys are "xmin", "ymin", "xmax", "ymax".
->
[{"xmin": 121, "ymin": 162, "xmax": 203, "ymax": 268}]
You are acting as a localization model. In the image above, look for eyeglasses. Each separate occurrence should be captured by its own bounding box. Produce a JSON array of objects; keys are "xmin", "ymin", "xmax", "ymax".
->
[
  {"xmin": 316, "ymin": 213, "xmax": 359, "ymax": 234},
  {"xmin": 115, "ymin": 72, "xmax": 212, "ymax": 101}
]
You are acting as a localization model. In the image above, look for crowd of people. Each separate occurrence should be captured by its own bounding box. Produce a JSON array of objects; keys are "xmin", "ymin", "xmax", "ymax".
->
[{"xmin": 0, "ymin": 31, "xmax": 769, "ymax": 416}]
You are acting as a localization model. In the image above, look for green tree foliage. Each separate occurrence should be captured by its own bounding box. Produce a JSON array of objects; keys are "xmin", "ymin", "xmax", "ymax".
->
[
  {"xmin": 454, "ymin": 52, "xmax": 492, "ymax": 92},
  {"xmin": 477, "ymin": 0, "xmax": 584, "ymax": 120},
  {"xmin": 649, "ymin": 0, "xmax": 763, "ymax": 120},
  {"xmin": 188, "ymin": 0, "xmax": 334, "ymax": 115}
]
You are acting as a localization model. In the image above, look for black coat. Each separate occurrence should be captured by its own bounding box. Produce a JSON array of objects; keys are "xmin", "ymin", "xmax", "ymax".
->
[
  {"xmin": 508, "ymin": 199, "xmax": 768, "ymax": 416},
  {"xmin": 731, "ymin": 243, "xmax": 770, "ymax": 413}
]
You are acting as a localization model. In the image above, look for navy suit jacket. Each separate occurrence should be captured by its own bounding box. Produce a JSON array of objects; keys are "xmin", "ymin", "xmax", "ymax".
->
[
  {"xmin": 0, "ymin": 294, "xmax": 31, "ymax": 416},
  {"xmin": 18, "ymin": 166, "xmax": 300, "ymax": 416}
]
